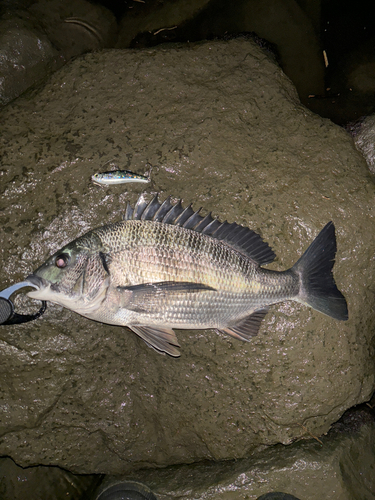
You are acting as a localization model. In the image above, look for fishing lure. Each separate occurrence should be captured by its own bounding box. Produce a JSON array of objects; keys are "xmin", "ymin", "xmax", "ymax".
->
[{"xmin": 92, "ymin": 170, "xmax": 150, "ymax": 186}]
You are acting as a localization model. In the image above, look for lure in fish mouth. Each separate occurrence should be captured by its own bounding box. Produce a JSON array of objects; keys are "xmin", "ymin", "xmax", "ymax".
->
[{"xmin": 26, "ymin": 194, "xmax": 348, "ymax": 357}]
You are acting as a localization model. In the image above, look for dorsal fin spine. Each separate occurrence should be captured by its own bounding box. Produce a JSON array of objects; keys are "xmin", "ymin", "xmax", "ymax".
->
[
  {"xmin": 174, "ymin": 204, "xmax": 195, "ymax": 226},
  {"xmin": 153, "ymin": 196, "xmax": 173, "ymax": 221},
  {"xmin": 194, "ymin": 213, "xmax": 213, "ymax": 231}
]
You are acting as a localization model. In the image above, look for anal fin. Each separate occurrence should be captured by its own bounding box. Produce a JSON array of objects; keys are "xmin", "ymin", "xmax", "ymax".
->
[
  {"xmin": 218, "ymin": 307, "xmax": 269, "ymax": 341},
  {"xmin": 130, "ymin": 325, "xmax": 181, "ymax": 357}
]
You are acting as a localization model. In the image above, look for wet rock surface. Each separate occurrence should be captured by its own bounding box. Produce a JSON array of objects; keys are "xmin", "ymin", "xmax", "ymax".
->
[
  {"xmin": 0, "ymin": 11, "xmax": 57, "ymax": 106},
  {"xmin": 1, "ymin": 405, "xmax": 374, "ymax": 499},
  {"xmin": 0, "ymin": 38, "xmax": 374, "ymax": 475},
  {"xmin": 130, "ymin": 406, "xmax": 375, "ymax": 500},
  {"xmin": 349, "ymin": 113, "xmax": 375, "ymax": 174}
]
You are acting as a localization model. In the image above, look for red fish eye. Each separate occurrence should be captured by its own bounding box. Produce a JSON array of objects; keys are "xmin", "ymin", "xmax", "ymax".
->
[{"xmin": 55, "ymin": 254, "xmax": 69, "ymax": 268}]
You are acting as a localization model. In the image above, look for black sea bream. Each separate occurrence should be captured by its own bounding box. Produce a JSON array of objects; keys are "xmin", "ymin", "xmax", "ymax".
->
[{"xmin": 27, "ymin": 195, "xmax": 348, "ymax": 356}]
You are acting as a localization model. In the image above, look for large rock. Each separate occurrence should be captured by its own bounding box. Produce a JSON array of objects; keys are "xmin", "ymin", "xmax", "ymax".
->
[
  {"xmin": 117, "ymin": 0, "xmax": 324, "ymax": 105},
  {"xmin": 131, "ymin": 406, "xmax": 375, "ymax": 500},
  {"xmin": 0, "ymin": 0, "xmax": 117, "ymax": 107},
  {"xmin": 1, "ymin": 406, "xmax": 374, "ymax": 499},
  {"xmin": 0, "ymin": 38, "xmax": 374, "ymax": 474}
]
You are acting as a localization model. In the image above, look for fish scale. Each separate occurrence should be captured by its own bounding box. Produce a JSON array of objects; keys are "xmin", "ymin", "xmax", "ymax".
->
[
  {"xmin": 101, "ymin": 221, "xmax": 261, "ymax": 292},
  {"xmin": 27, "ymin": 194, "xmax": 348, "ymax": 357},
  {"xmin": 99, "ymin": 223, "xmax": 259, "ymax": 326}
]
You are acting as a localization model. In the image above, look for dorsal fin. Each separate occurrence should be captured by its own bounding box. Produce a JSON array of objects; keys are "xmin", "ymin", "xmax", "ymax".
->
[{"xmin": 123, "ymin": 194, "xmax": 276, "ymax": 265}]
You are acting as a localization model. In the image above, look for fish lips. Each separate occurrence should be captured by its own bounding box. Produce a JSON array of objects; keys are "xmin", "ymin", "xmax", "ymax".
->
[
  {"xmin": 26, "ymin": 274, "xmax": 46, "ymax": 288},
  {"xmin": 25, "ymin": 274, "xmax": 51, "ymax": 298}
]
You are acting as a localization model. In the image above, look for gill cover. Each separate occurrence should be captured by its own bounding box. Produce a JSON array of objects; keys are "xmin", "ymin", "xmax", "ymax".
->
[{"xmin": 27, "ymin": 233, "xmax": 110, "ymax": 314}]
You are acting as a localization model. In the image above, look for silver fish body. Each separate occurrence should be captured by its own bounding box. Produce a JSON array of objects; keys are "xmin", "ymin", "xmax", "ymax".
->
[
  {"xmin": 92, "ymin": 170, "xmax": 150, "ymax": 185},
  {"xmin": 27, "ymin": 195, "xmax": 348, "ymax": 356}
]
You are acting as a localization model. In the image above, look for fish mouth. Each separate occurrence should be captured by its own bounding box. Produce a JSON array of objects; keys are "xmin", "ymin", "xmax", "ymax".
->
[
  {"xmin": 25, "ymin": 274, "xmax": 46, "ymax": 289},
  {"xmin": 25, "ymin": 274, "xmax": 50, "ymax": 299}
]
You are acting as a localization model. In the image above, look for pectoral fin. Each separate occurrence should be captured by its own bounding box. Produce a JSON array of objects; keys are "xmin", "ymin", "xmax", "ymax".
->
[
  {"xmin": 218, "ymin": 307, "xmax": 269, "ymax": 341},
  {"xmin": 118, "ymin": 281, "xmax": 216, "ymax": 294},
  {"xmin": 116, "ymin": 281, "xmax": 216, "ymax": 314},
  {"xmin": 130, "ymin": 325, "xmax": 181, "ymax": 357}
]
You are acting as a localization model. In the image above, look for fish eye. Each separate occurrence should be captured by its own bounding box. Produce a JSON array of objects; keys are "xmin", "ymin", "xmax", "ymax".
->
[{"xmin": 55, "ymin": 253, "xmax": 70, "ymax": 268}]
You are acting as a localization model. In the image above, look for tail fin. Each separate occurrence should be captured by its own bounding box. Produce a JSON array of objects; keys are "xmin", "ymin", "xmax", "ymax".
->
[{"xmin": 292, "ymin": 222, "xmax": 348, "ymax": 321}]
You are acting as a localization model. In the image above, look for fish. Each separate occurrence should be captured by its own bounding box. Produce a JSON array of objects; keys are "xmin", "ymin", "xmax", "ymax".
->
[
  {"xmin": 26, "ymin": 194, "xmax": 348, "ymax": 357},
  {"xmin": 92, "ymin": 170, "xmax": 150, "ymax": 186}
]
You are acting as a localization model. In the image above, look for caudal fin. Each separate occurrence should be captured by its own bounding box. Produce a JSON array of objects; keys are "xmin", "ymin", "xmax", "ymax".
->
[{"xmin": 292, "ymin": 222, "xmax": 348, "ymax": 321}]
